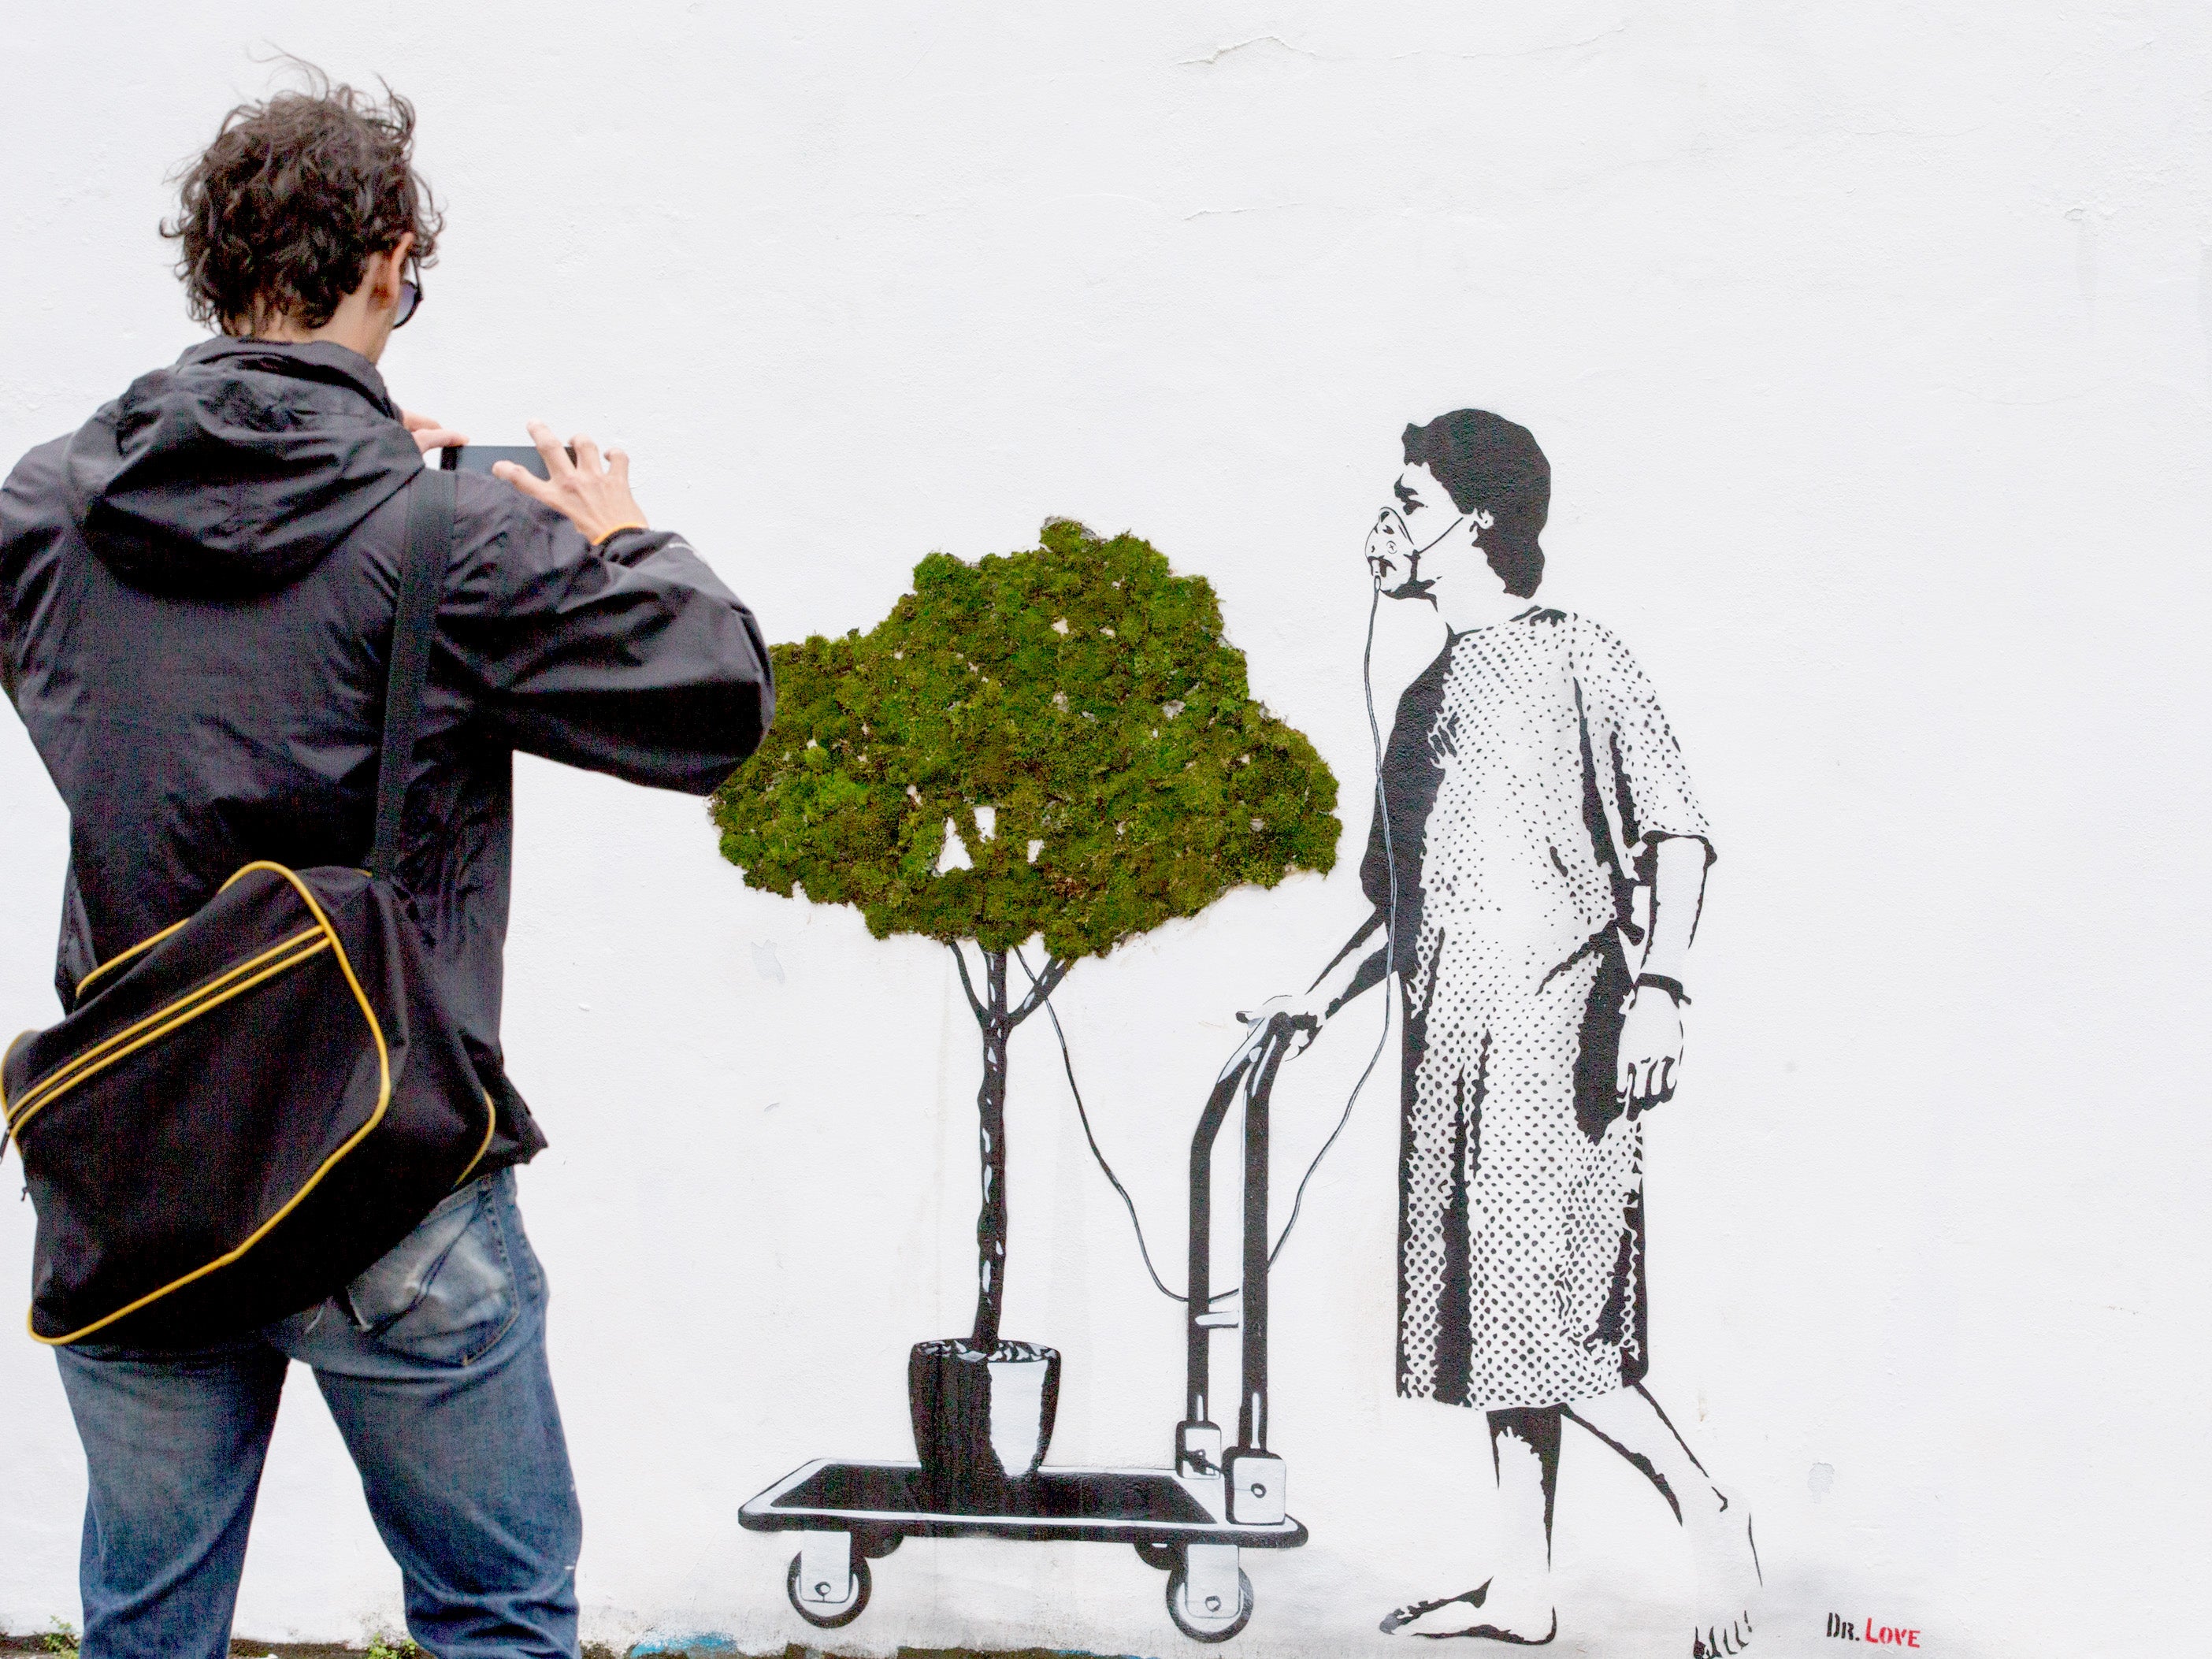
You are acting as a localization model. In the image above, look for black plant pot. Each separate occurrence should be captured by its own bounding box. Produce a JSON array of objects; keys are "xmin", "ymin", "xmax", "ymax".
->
[{"xmin": 909, "ymin": 1338, "xmax": 1061, "ymax": 1512}]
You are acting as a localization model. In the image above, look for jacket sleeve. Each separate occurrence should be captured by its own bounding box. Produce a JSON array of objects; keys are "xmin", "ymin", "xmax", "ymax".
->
[
  {"xmin": 0, "ymin": 439, "xmax": 72, "ymax": 711},
  {"xmin": 440, "ymin": 477, "xmax": 775, "ymax": 794}
]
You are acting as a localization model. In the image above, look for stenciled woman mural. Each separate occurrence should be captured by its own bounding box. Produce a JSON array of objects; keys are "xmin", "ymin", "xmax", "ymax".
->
[{"xmin": 1247, "ymin": 410, "xmax": 1761, "ymax": 1653}]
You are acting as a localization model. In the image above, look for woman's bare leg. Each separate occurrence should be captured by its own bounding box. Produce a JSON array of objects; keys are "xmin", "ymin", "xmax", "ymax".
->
[
  {"xmin": 1479, "ymin": 1409, "xmax": 1564, "ymax": 1638},
  {"xmin": 1565, "ymin": 1386, "xmax": 1760, "ymax": 1656},
  {"xmin": 1380, "ymin": 1408, "xmax": 1560, "ymax": 1642}
]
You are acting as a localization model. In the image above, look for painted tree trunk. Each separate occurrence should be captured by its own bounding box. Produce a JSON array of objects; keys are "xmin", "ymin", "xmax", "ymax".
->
[{"xmin": 970, "ymin": 948, "xmax": 1010, "ymax": 1350}]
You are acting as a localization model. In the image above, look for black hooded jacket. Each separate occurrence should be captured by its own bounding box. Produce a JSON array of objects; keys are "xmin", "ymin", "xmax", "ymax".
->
[{"xmin": 0, "ymin": 337, "xmax": 774, "ymax": 1171}]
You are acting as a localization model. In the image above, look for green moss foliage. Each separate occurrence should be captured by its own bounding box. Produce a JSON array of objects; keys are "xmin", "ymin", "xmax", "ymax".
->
[{"xmin": 711, "ymin": 520, "xmax": 1339, "ymax": 962}]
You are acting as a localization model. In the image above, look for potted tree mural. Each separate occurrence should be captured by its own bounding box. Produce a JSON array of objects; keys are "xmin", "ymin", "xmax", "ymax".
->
[{"xmin": 711, "ymin": 519, "xmax": 1338, "ymax": 1506}]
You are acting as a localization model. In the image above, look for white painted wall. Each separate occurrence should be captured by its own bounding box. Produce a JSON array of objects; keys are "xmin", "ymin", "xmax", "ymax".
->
[{"xmin": 3, "ymin": 6, "xmax": 2207, "ymax": 1655}]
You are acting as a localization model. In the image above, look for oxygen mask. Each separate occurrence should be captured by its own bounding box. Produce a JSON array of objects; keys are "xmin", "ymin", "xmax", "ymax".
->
[{"xmin": 1364, "ymin": 505, "xmax": 1464, "ymax": 602}]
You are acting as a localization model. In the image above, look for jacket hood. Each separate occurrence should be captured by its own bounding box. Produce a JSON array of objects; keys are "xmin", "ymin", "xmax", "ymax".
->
[{"xmin": 62, "ymin": 337, "xmax": 425, "ymax": 595}]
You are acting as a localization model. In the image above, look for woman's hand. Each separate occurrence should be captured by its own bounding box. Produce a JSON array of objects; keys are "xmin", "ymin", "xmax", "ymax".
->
[
  {"xmin": 402, "ymin": 409, "xmax": 468, "ymax": 455},
  {"xmin": 492, "ymin": 420, "xmax": 650, "ymax": 545},
  {"xmin": 1616, "ymin": 988, "xmax": 1684, "ymax": 1115},
  {"xmin": 1234, "ymin": 922, "xmax": 1384, "ymax": 1073},
  {"xmin": 1235, "ymin": 989, "xmax": 1329, "ymax": 1063}
]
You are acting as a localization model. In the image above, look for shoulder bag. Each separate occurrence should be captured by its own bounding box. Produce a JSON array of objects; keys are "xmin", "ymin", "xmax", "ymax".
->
[{"xmin": 0, "ymin": 467, "xmax": 499, "ymax": 1349}]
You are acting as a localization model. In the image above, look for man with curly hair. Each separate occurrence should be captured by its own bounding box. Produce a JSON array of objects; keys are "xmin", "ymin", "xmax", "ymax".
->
[{"xmin": 0, "ymin": 72, "xmax": 774, "ymax": 1659}]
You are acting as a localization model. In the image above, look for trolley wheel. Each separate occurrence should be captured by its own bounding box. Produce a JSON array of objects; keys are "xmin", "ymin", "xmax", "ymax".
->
[
  {"xmin": 1166, "ymin": 1561, "xmax": 1253, "ymax": 1643},
  {"xmin": 786, "ymin": 1550, "xmax": 871, "ymax": 1629},
  {"xmin": 859, "ymin": 1530, "xmax": 904, "ymax": 1560},
  {"xmin": 1135, "ymin": 1539, "xmax": 1180, "ymax": 1572}
]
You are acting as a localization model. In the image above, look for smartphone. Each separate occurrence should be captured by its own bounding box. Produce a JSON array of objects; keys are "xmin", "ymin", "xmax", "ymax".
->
[{"xmin": 438, "ymin": 444, "xmax": 576, "ymax": 481}]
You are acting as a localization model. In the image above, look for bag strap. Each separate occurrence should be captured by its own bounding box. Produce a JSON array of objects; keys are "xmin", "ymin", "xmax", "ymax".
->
[{"xmin": 369, "ymin": 468, "xmax": 457, "ymax": 882}]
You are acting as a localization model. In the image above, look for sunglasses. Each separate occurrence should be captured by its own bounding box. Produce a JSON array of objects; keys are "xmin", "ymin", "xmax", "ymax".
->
[{"xmin": 392, "ymin": 266, "xmax": 424, "ymax": 329}]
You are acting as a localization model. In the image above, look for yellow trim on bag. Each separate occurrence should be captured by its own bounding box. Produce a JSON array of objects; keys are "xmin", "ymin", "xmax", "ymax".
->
[
  {"xmin": 0, "ymin": 1030, "xmax": 28, "ymax": 1115},
  {"xmin": 25, "ymin": 862, "xmax": 396, "ymax": 1348},
  {"xmin": 7, "ymin": 927, "xmax": 328, "ymax": 1131},
  {"xmin": 65, "ymin": 852, "xmax": 319, "ymax": 1001},
  {"xmin": 6, "ymin": 942, "xmax": 334, "ymax": 1150},
  {"xmin": 454, "ymin": 1088, "xmax": 499, "ymax": 1188},
  {"xmin": 74, "ymin": 914, "xmax": 195, "ymax": 998},
  {"xmin": 0, "ymin": 1030, "xmax": 33, "ymax": 1164}
]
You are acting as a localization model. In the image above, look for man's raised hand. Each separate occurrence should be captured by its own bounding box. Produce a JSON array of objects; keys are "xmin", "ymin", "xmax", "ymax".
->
[
  {"xmin": 492, "ymin": 419, "xmax": 650, "ymax": 546},
  {"xmin": 403, "ymin": 409, "xmax": 468, "ymax": 455}
]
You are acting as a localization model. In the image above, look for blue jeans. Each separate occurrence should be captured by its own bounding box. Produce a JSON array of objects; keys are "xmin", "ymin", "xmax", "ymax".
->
[{"xmin": 53, "ymin": 1168, "xmax": 581, "ymax": 1659}]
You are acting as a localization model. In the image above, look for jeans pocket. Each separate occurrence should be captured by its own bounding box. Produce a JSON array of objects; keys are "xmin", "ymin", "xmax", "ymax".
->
[{"xmin": 343, "ymin": 1175, "xmax": 521, "ymax": 1367}]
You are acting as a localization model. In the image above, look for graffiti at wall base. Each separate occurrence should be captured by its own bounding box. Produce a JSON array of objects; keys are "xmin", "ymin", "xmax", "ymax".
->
[
  {"xmin": 740, "ymin": 1017, "xmax": 1308, "ymax": 1642},
  {"xmin": 1829, "ymin": 1613, "xmax": 1925, "ymax": 1647},
  {"xmin": 714, "ymin": 523, "xmax": 1337, "ymax": 1639},
  {"xmin": 717, "ymin": 418, "xmax": 1756, "ymax": 1650},
  {"xmin": 1275, "ymin": 411, "xmax": 1760, "ymax": 1653}
]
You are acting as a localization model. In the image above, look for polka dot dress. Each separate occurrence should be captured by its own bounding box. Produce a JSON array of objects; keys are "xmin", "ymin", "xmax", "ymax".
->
[{"xmin": 1364, "ymin": 611, "xmax": 1710, "ymax": 1412}]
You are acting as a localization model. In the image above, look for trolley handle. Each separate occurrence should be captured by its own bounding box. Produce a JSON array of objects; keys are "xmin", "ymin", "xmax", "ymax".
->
[{"xmin": 1185, "ymin": 1013, "xmax": 1293, "ymax": 1443}]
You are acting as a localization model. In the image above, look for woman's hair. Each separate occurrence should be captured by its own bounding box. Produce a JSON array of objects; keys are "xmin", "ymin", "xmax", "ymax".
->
[
  {"xmin": 162, "ymin": 65, "xmax": 441, "ymax": 334},
  {"xmin": 1401, "ymin": 410, "xmax": 1550, "ymax": 597}
]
